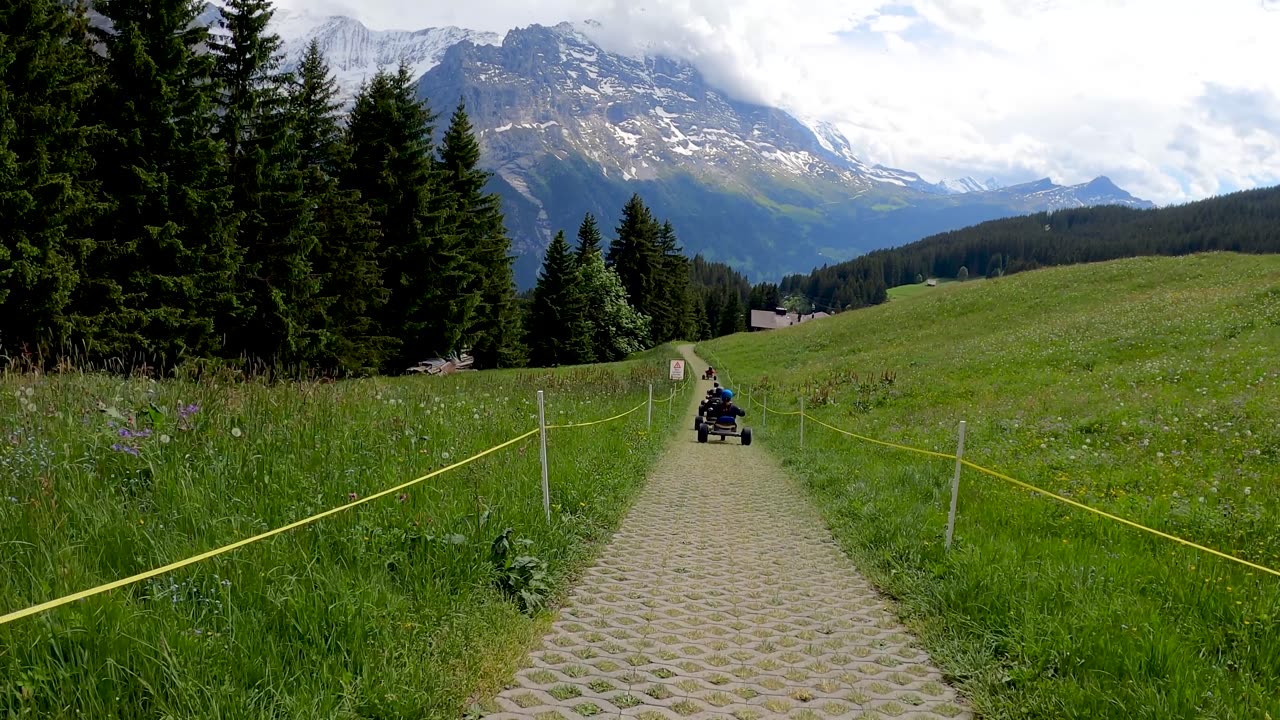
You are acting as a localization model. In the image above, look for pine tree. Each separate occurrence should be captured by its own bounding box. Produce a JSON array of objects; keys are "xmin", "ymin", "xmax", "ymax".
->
[
  {"xmin": 652, "ymin": 219, "xmax": 692, "ymax": 343},
  {"xmin": 718, "ymin": 290, "xmax": 743, "ymax": 337},
  {"xmin": 78, "ymin": 0, "xmax": 241, "ymax": 363},
  {"xmin": 689, "ymin": 292, "xmax": 711, "ymax": 341},
  {"xmin": 527, "ymin": 231, "xmax": 592, "ymax": 366},
  {"xmin": 438, "ymin": 99, "xmax": 521, "ymax": 368},
  {"xmin": 213, "ymin": 0, "xmax": 319, "ymax": 367},
  {"xmin": 575, "ymin": 212, "xmax": 603, "ymax": 264},
  {"xmin": 578, "ymin": 251, "xmax": 650, "ymax": 362},
  {"xmin": 344, "ymin": 65, "xmax": 474, "ymax": 371},
  {"xmin": 289, "ymin": 39, "xmax": 390, "ymax": 373},
  {"xmin": 0, "ymin": 0, "xmax": 100, "ymax": 357},
  {"xmin": 607, "ymin": 194, "xmax": 661, "ymax": 330}
]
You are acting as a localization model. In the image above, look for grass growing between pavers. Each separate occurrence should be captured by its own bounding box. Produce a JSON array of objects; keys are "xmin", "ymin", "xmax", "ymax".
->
[
  {"xmin": 700, "ymin": 254, "xmax": 1280, "ymax": 719},
  {"xmin": 0, "ymin": 347, "xmax": 689, "ymax": 718}
]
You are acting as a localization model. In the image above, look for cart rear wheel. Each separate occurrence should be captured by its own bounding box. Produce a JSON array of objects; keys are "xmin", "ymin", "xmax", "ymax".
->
[
  {"xmin": 741, "ymin": 427, "xmax": 753, "ymax": 446},
  {"xmin": 697, "ymin": 423, "xmax": 709, "ymax": 443}
]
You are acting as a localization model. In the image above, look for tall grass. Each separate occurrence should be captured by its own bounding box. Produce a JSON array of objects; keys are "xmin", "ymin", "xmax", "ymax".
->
[
  {"xmin": 701, "ymin": 254, "xmax": 1280, "ymax": 719},
  {"xmin": 0, "ymin": 349, "xmax": 687, "ymax": 718}
]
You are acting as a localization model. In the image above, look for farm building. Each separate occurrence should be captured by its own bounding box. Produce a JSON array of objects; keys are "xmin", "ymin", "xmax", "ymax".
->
[{"xmin": 749, "ymin": 307, "xmax": 831, "ymax": 331}]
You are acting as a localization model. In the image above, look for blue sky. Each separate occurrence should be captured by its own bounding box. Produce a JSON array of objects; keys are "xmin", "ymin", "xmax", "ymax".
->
[{"xmin": 275, "ymin": 0, "xmax": 1280, "ymax": 205}]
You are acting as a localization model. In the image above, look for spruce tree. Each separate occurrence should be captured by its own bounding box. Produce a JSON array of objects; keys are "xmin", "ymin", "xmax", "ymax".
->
[
  {"xmin": 0, "ymin": 0, "xmax": 100, "ymax": 357},
  {"xmin": 290, "ymin": 39, "xmax": 390, "ymax": 373},
  {"xmin": 607, "ymin": 194, "xmax": 661, "ymax": 329},
  {"xmin": 575, "ymin": 212, "xmax": 603, "ymax": 264},
  {"xmin": 345, "ymin": 65, "xmax": 474, "ymax": 371},
  {"xmin": 719, "ymin": 290, "xmax": 744, "ymax": 337},
  {"xmin": 652, "ymin": 219, "xmax": 692, "ymax": 343},
  {"xmin": 213, "ymin": 0, "xmax": 319, "ymax": 367},
  {"xmin": 438, "ymin": 99, "xmax": 520, "ymax": 368},
  {"xmin": 527, "ymin": 231, "xmax": 591, "ymax": 367},
  {"xmin": 79, "ymin": 0, "xmax": 241, "ymax": 363}
]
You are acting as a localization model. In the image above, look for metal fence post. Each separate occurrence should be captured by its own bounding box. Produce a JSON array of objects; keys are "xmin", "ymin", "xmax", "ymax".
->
[
  {"xmin": 647, "ymin": 383, "xmax": 653, "ymax": 431},
  {"xmin": 762, "ymin": 391, "xmax": 767, "ymax": 433},
  {"xmin": 538, "ymin": 390, "xmax": 550, "ymax": 523},
  {"xmin": 800, "ymin": 395, "xmax": 805, "ymax": 449},
  {"xmin": 945, "ymin": 420, "xmax": 967, "ymax": 550}
]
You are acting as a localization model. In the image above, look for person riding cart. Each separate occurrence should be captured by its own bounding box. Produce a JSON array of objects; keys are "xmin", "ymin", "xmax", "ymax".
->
[
  {"xmin": 696, "ymin": 389, "xmax": 752, "ymax": 445},
  {"xmin": 715, "ymin": 389, "xmax": 746, "ymax": 423}
]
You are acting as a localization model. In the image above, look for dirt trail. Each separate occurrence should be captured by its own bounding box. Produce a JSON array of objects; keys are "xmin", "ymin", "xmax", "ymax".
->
[{"xmin": 483, "ymin": 346, "xmax": 969, "ymax": 719}]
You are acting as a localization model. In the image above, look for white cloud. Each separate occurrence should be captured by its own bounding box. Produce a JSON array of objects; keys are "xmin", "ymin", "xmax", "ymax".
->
[{"xmin": 270, "ymin": 0, "xmax": 1280, "ymax": 204}]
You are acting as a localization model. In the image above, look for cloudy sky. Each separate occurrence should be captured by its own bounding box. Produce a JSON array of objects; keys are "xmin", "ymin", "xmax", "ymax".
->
[{"xmin": 279, "ymin": 0, "xmax": 1280, "ymax": 204}]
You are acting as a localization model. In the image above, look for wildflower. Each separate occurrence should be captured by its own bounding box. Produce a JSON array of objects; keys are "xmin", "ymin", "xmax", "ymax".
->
[
  {"xmin": 160, "ymin": 434, "xmax": 171, "ymax": 444},
  {"xmin": 231, "ymin": 427, "xmax": 243, "ymax": 438},
  {"xmin": 1244, "ymin": 487, "xmax": 1252, "ymax": 495},
  {"xmin": 441, "ymin": 451, "xmax": 450, "ymax": 459},
  {"xmin": 397, "ymin": 493, "xmax": 409, "ymax": 503},
  {"xmin": 348, "ymin": 492, "xmax": 359, "ymax": 501}
]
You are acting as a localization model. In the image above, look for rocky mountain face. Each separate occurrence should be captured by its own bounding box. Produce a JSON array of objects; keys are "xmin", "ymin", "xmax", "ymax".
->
[
  {"xmin": 271, "ymin": 10, "xmax": 500, "ymax": 106},
  {"xmin": 413, "ymin": 22, "xmax": 1152, "ymax": 285}
]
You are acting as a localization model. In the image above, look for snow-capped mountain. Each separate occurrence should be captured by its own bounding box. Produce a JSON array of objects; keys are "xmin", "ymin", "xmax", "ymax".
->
[
  {"xmin": 269, "ymin": 10, "xmax": 500, "ymax": 106},
  {"xmin": 407, "ymin": 22, "xmax": 1153, "ymax": 282},
  {"xmin": 131, "ymin": 12, "xmax": 1148, "ymax": 283},
  {"xmin": 989, "ymin": 176, "xmax": 1153, "ymax": 210},
  {"xmin": 939, "ymin": 176, "xmax": 1002, "ymax": 194}
]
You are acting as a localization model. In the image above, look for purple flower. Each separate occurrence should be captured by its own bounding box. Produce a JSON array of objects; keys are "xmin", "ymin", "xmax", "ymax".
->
[
  {"xmin": 111, "ymin": 443, "xmax": 140, "ymax": 456},
  {"xmin": 178, "ymin": 404, "xmax": 200, "ymax": 420},
  {"xmin": 136, "ymin": 428, "xmax": 152, "ymax": 439},
  {"xmin": 118, "ymin": 428, "xmax": 133, "ymax": 438}
]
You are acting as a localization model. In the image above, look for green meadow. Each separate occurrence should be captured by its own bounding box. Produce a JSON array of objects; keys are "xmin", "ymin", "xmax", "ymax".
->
[
  {"xmin": 0, "ymin": 350, "xmax": 686, "ymax": 718},
  {"xmin": 702, "ymin": 254, "xmax": 1280, "ymax": 718}
]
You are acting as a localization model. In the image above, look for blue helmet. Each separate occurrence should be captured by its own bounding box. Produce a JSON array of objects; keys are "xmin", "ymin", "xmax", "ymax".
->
[{"xmin": 721, "ymin": 389, "xmax": 734, "ymax": 401}]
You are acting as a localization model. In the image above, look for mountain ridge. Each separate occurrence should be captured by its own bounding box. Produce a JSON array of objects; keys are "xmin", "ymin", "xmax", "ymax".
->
[{"xmin": 89, "ymin": 5, "xmax": 1156, "ymax": 286}]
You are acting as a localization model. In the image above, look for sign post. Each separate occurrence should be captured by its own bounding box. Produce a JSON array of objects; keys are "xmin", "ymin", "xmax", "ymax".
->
[{"xmin": 669, "ymin": 360, "xmax": 685, "ymax": 381}]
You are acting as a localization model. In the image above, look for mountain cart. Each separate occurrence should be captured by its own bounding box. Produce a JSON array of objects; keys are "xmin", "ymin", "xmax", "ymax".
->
[{"xmin": 698, "ymin": 418, "xmax": 752, "ymax": 445}]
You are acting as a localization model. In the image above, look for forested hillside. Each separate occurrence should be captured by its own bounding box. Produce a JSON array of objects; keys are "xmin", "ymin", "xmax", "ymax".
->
[{"xmin": 780, "ymin": 185, "xmax": 1280, "ymax": 311}]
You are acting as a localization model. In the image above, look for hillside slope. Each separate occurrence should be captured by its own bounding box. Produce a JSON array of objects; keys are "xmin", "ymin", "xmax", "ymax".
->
[
  {"xmin": 702, "ymin": 254, "xmax": 1280, "ymax": 718},
  {"xmin": 780, "ymin": 184, "xmax": 1280, "ymax": 311}
]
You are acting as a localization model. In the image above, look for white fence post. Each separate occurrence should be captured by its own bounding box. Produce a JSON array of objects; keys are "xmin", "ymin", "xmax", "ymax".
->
[
  {"xmin": 945, "ymin": 420, "xmax": 967, "ymax": 550},
  {"xmin": 538, "ymin": 390, "xmax": 550, "ymax": 523},
  {"xmin": 799, "ymin": 395, "xmax": 805, "ymax": 449},
  {"xmin": 762, "ymin": 391, "xmax": 767, "ymax": 433},
  {"xmin": 647, "ymin": 383, "xmax": 653, "ymax": 431}
]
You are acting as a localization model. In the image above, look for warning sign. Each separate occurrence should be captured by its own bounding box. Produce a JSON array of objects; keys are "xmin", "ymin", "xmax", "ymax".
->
[{"xmin": 669, "ymin": 360, "xmax": 686, "ymax": 380}]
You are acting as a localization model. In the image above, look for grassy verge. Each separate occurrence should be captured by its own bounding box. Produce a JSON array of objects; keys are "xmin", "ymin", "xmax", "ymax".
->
[
  {"xmin": 0, "ymin": 347, "xmax": 689, "ymax": 718},
  {"xmin": 700, "ymin": 254, "xmax": 1280, "ymax": 719}
]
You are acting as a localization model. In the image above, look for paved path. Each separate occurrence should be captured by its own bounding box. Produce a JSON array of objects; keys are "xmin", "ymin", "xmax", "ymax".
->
[{"xmin": 484, "ymin": 347, "xmax": 969, "ymax": 720}]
